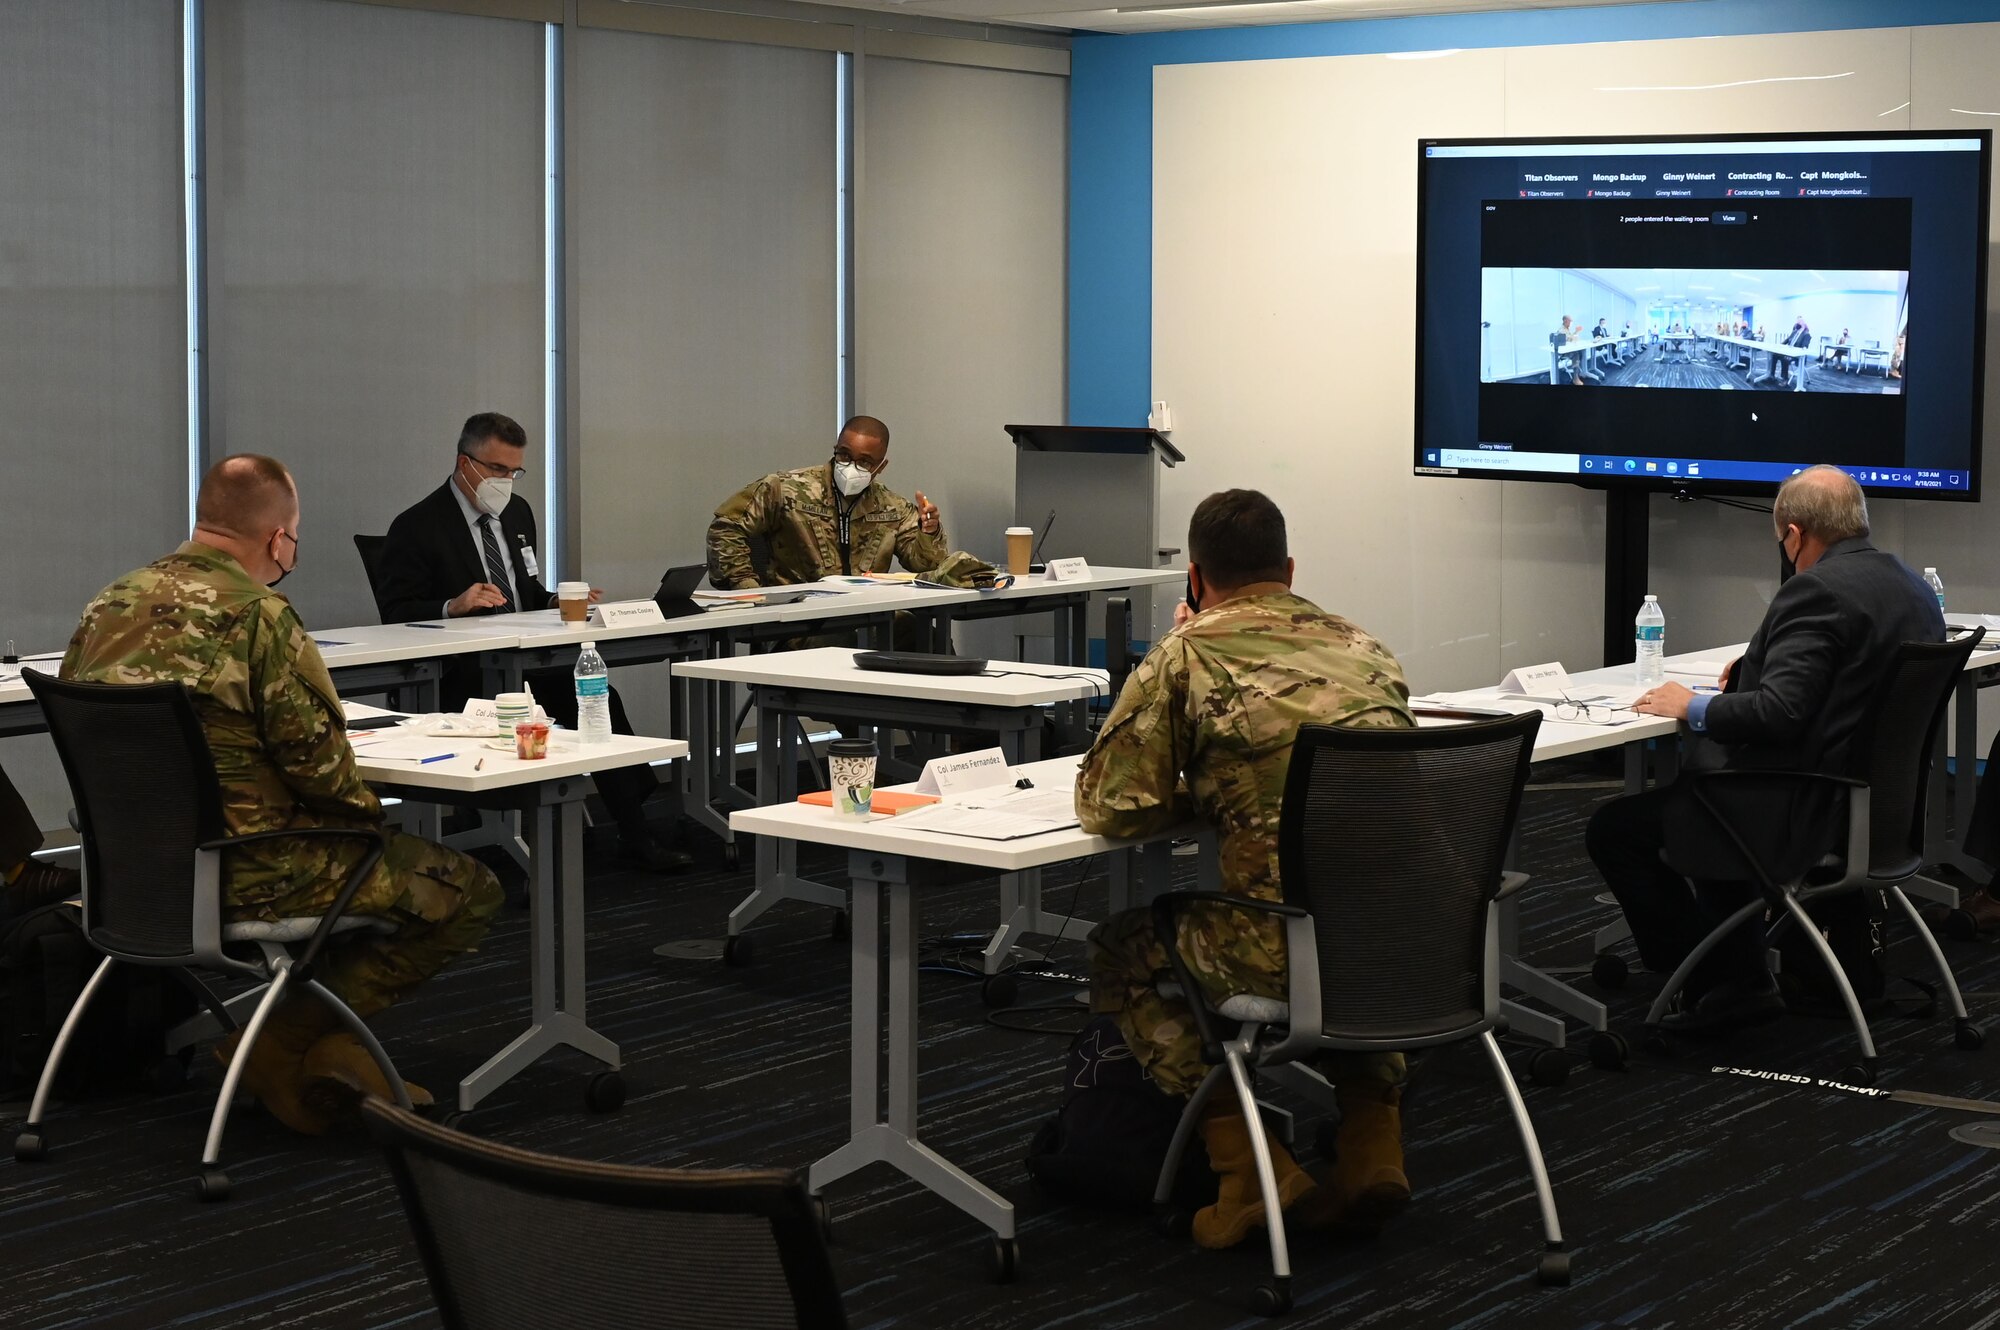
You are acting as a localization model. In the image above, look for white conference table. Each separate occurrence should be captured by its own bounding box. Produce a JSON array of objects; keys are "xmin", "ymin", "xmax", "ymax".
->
[
  {"xmin": 731, "ymin": 753, "xmax": 1185, "ymax": 1269},
  {"xmin": 356, "ymin": 730, "xmax": 688, "ymax": 1112},
  {"xmin": 1713, "ymin": 334, "xmax": 1811, "ymax": 389},
  {"xmin": 673, "ymin": 647, "xmax": 1112, "ymax": 966}
]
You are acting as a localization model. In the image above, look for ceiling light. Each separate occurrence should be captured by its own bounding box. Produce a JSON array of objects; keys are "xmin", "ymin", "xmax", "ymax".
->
[
  {"xmin": 1878, "ymin": 102, "xmax": 1910, "ymax": 117},
  {"xmin": 1117, "ymin": 0, "xmax": 1323, "ymax": 13},
  {"xmin": 1386, "ymin": 49, "xmax": 1463, "ymax": 61}
]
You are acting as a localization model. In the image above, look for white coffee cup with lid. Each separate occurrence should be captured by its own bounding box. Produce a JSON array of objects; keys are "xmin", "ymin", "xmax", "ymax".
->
[{"xmin": 557, "ymin": 581, "xmax": 591, "ymax": 624}]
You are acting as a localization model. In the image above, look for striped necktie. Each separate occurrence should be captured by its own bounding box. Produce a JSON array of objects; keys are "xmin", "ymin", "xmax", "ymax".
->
[{"xmin": 478, "ymin": 515, "xmax": 515, "ymax": 612}]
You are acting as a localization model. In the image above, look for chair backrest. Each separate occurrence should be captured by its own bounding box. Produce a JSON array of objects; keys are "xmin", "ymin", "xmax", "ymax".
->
[
  {"xmin": 363, "ymin": 1098, "xmax": 848, "ymax": 1330},
  {"xmin": 1856, "ymin": 629, "xmax": 1982, "ymax": 875},
  {"xmin": 354, "ymin": 533, "xmax": 390, "ymax": 618},
  {"xmin": 1278, "ymin": 710, "xmax": 1540, "ymax": 1044},
  {"xmin": 23, "ymin": 670, "xmax": 226, "ymax": 962}
]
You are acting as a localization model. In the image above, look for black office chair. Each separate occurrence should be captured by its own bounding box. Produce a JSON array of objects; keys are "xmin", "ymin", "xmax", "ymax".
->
[
  {"xmin": 363, "ymin": 1097, "xmax": 850, "ymax": 1330},
  {"xmin": 354, "ymin": 533, "xmax": 390, "ymax": 615},
  {"xmin": 1150, "ymin": 711, "xmax": 1565, "ymax": 1316},
  {"xmin": 14, "ymin": 671, "xmax": 412, "ymax": 1200},
  {"xmin": 1642, "ymin": 631, "xmax": 1986, "ymax": 1084}
]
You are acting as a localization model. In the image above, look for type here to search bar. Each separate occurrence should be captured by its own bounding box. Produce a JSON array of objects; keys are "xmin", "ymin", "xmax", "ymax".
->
[{"xmin": 1437, "ymin": 450, "xmax": 1580, "ymax": 473}]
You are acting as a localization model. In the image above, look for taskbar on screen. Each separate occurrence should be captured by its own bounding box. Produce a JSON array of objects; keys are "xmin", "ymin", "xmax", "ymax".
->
[{"xmin": 1420, "ymin": 448, "xmax": 1969, "ymax": 491}]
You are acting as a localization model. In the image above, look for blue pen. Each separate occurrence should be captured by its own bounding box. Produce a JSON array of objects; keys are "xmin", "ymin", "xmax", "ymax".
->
[
  {"xmin": 418, "ymin": 753, "xmax": 455, "ymax": 764},
  {"xmin": 405, "ymin": 622, "xmax": 449, "ymax": 630}
]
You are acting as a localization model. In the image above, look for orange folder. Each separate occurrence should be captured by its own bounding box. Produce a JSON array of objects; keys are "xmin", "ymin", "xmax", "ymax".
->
[{"xmin": 798, "ymin": 789, "xmax": 940, "ymax": 815}]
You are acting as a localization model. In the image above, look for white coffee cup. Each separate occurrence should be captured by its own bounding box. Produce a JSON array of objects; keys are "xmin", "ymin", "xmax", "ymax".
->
[
  {"xmin": 557, "ymin": 581, "xmax": 591, "ymax": 624},
  {"xmin": 494, "ymin": 691, "xmax": 533, "ymax": 733}
]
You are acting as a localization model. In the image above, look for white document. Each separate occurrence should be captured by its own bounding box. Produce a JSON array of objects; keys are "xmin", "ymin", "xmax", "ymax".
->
[
  {"xmin": 348, "ymin": 732, "xmax": 463, "ymax": 762},
  {"xmin": 341, "ymin": 701, "xmax": 406, "ymax": 723},
  {"xmin": 914, "ymin": 748, "xmax": 1014, "ymax": 798},
  {"xmin": 1663, "ymin": 660, "xmax": 1731, "ymax": 679},
  {"xmin": 894, "ymin": 784, "xmax": 1081, "ymax": 840},
  {"xmin": 1498, "ymin": 662, "xmax": 1572, "ymax": 700}
]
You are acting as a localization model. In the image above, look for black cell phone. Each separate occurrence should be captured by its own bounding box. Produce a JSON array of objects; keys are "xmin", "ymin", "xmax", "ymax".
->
[{"xmin": 1185, "ymin": 575, "xmax": 1197, "ymax": 613}]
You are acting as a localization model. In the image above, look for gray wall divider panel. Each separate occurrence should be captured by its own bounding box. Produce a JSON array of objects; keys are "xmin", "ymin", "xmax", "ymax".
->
[
  {"xmin": 0, "ymin": 0, "xmax": 188, "ymax": 825},
  {"xmin": 205, "ymin": 0, "xmax": 546, "ymax": 632}
]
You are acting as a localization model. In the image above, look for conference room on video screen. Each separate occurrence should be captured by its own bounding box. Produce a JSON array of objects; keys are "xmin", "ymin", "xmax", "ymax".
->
[{"xmin": 1480, "ymin": 266, "xmax": 1908, "ymax": 393}]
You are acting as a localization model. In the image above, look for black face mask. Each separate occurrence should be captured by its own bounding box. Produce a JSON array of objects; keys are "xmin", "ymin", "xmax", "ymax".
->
[
  {"xmin": 1777, "ymin": 532, "xmax": 1795, "ymax": 585},
  {"xmin": 271, "ymin": 530, "xmax": 299, "ymax": 588}
]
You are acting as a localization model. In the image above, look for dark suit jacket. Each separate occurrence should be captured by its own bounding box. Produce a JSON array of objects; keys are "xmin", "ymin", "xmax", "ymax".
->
[
  {"xmin": 1666, "ymin": 536, "xmax": 1945, "ymax": 881},
  {"xmin": 375, "ymin": 481, "xmax": 551, "ymax": 626},
  {"xmin": 1783, "ymin": 325, "xmax": 1812, "ymax": 348}
]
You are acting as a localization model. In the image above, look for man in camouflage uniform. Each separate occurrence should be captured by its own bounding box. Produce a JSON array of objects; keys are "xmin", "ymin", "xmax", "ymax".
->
[
  {"xmin": 62, "ymin": 455, "xmax": 503, "ymax": 1134},
  {"xmin": 707, "ymin": 415, "xmax": 948, "ymax": 589},
  {"xmin": 1077, "ymin": 488, "xmax": 1414, "ymax": 1251}
]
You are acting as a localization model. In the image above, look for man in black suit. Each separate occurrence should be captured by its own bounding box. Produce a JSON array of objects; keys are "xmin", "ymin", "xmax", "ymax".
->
[
  {"xmin": 1586, "ymin": 465, "xmax": 1943, "ymax": 1031},
  {"xmin": 1777, "ymin": 317, "xmax": 1812, "ymax": 385},
  {"xmin": 376, "ymin": 413, "xmax": 689, "ymax": 872}
]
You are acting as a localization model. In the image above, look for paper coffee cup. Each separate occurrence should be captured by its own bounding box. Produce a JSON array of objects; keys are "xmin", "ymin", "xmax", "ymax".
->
[
  {"xmin": 557, "ymin": 581, "xmax": 590, "ymax": 623},
  {"xmin": 1005, "ymin": 526, "xmax": 1035, "ymax": 575},
  {"xmin": 828, "ymin": 737, "xmax": 878, "ymax": 819},
  {"xmin": 494, "ymin": 692, "xmax": 533, "ymax": 732}
]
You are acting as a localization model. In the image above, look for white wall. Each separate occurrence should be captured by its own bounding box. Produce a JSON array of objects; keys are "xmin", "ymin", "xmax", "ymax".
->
[{"xmin": 1154, "ymin": 22, "xmax": 2000, "ymax": 764}]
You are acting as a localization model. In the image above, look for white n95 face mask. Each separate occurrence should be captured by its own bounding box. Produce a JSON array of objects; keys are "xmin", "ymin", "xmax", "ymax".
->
[
  {"xmin": 474, "ymin": 475, "xmax": 513, "ymax": 517},
  {"xmin": 832, "ymin": 461, "xmax": 872, "ymax": 498}
]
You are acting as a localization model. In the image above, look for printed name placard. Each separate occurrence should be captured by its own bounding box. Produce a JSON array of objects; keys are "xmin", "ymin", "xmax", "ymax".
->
[
  {"xmin": 462, "ymin": 698, "xmax": 498, "ymax": 724},
  {"xmin": 914, "ymin": 748, "xmax": 1014, "ymax": 798},
  {"xmin": 1045, "ymin": 557, "xmax": 1092, "ymax": 584},
  {"xmin": 1499, "ymin": 662, "xmax": 1572, "ymax": 700},
  {"xmin": 594, "ymin": 600, "xmax": 667, "ymax": 629}
]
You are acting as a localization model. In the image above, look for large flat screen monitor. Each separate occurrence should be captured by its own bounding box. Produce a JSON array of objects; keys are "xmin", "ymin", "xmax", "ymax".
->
[{"xmin": 1415, "ymin": 131, "xmax": 1990, "ymax": 499}]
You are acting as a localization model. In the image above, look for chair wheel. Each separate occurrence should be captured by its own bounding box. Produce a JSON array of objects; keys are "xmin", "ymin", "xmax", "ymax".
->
[
  {"xmin": 722, "ymin": 841, "xmax": 742, "ymax": 871},
  {"xmin": 1537, "ymin": 1249, "xmax": 1572, "ymax": 1286},
  {"xmin": 981, "ymin": 972, "xmax": 1020, "ymax": 1009},
  {"xmin": 1590, "ymin": 952, "xmax": 1629, "ymax": 990},
  {"xmin": 585, "ymin": 1071, "xmax": 627, "ymax": 1113},
  {"xmin": 1155, "ymin": 1205, "xmax": 1193, "ymax": 1240},
  {"xmin": 829, "ymin": 910, "xmax": 851, "ymax": 941},
  {"xmin": 14, "ymin": 1129, "xmax": 47, "ymax": 1162},
  {"xmin": 1642, "ymin": 1025, "xmax": 1670, "ymax": 1056},
  {"xmin": 991, "ymin": 1236, "xmax": 1020, "ymax": 1284},
  {"xmin": 1956, "ymin": 1019, "xmax": 1986, "ymax": 1051},
  {"xmin": 1843, "ymin": 1062, "xmax": 1877, "ymax": 1088},
  {"xmin": 1587, "ymin": 1031, "xmax": 1630, "ymax": 1071},
  {"xmin": 1526, "ymin": 1048, "xmax": 1569, "ymax": 1088},
  {"xmin": 196, "ymin": 1168, "xmax": 231, "ymax": 1202},
  {"xmin": 1946, "ymin": 908, "xmax": 1979, "ymax": 942},
  {"xmin": 811, "ymin": 1194, "xmax": 833, "ymax": 1243},
  {"xmin": 436, "ymin": 1109, "xmax": 472, "ymax": 1131},
  {"xmin": 1251, "ymin": 1279, "xmax": 1292, "ymax": 1317},
  {"xmin": 722, "ymin": 934, "xmax": 754, "ymax": 966}
]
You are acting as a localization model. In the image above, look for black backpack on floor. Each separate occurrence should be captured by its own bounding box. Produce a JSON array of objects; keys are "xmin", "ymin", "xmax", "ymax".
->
[
  {"xmin": 1024, "ymin": 1015, "xmax": 1219, "ymax": 1212},
  {"xmin": 0, "ymin": 902, "xmax": 199, "ymax": 1098}
]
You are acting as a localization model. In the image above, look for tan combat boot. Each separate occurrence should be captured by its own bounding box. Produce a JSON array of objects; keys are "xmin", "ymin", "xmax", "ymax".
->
[
  {"xmin": 212, "ymin": 992, "xmax": 340, "ymax": 1137},
  {"xmin": 1192, "ymin": 1103, "xmax": 1319, "ymax": 1250},
  {"xmin": 301, "ymin": 1031, "xmax": 434, "ymax": 1127},
  {"xmin": 1297, "ymin": 1085, "xmax": 1411, "ymax": 1236}
]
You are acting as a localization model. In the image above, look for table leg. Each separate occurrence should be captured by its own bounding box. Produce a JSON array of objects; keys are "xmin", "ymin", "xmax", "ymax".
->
[
  {"xmin": 457, "ymin": 797, "xmax": 618, "ymax": 1111},
  {"xmin": 810, "ymin": 870, "xmax": 1015, "ymax": 1242},
  {"xmin": 727, "ymin": 698, "xmax": 846, "ymax": 938}
]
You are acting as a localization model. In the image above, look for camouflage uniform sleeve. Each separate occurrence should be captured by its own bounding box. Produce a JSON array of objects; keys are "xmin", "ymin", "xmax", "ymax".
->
[
  {"xmin": 707, "ymin": 475, "xmax": 780, "ymax": 589},
  {"xmin": 254, "ymin": 605, "xmax": 381, "ymax": 824},
  {"xmin": 894, "ymin": 500, "xmax": 949, "ymax": 576},
  {"xmin": 1074, "ymin": 635, "xmax": 1193, "ymax": 838}
]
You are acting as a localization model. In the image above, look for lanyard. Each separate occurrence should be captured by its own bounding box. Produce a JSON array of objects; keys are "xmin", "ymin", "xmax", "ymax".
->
[{"xmin": 836, "ymin": 495, "xmax": 858, "ymax": 574}]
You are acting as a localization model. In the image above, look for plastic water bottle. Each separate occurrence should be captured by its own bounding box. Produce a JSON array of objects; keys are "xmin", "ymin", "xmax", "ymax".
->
[
  {"xmin": 574, "ymin": 641, "xmax": 612, "ymax": 745},
  {"xmin": 1924, "ymin": 567, "xmax": 1945, "ymax": 613},
  {"xmin": 1634, "ymin": 595, "xmax": 1665, "ymax": 687}
]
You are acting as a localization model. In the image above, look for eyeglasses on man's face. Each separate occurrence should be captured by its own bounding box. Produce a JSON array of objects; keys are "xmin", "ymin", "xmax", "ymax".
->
[{"xmin": 463, "ymin": 453, "xmax": 528, "ymax": 481}]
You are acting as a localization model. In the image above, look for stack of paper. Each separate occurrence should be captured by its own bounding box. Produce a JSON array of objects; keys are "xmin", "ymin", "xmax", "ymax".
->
[{"xmin": 892, "ymin": 785, "xmax": 1080, "ymax": 840}]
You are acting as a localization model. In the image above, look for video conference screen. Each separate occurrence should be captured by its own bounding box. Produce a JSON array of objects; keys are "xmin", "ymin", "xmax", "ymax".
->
[{"xmin": 1415, "ymin": 132, "xmax": 1990, "ymax": 499}]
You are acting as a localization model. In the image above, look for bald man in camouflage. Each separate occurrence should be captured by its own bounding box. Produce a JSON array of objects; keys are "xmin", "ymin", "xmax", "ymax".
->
[
  {"xmin": 63, "ymin": 455, "xmax": 502, "ymax": 1134},
  {"xmin": 1076, "ymin": 489, "xmax": 1414, "ymax": 1252}
]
